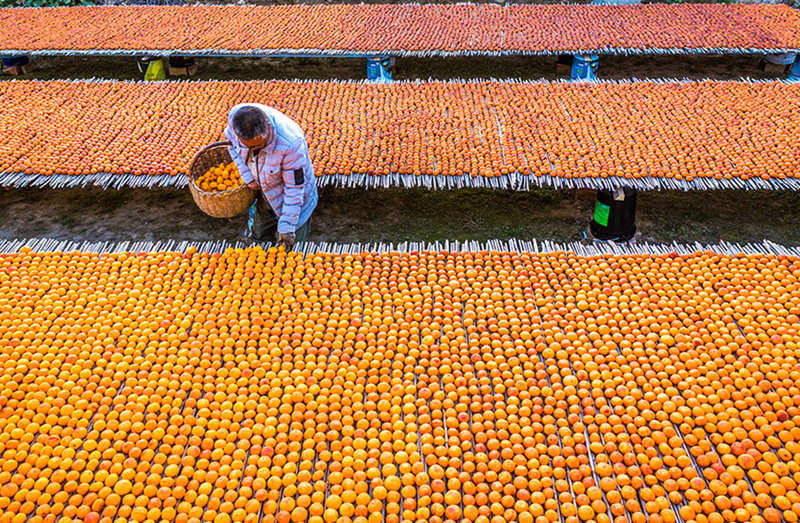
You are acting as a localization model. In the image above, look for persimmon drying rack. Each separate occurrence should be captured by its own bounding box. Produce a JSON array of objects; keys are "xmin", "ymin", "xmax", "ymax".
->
[
  {"xmin": 1, "ymin": 234, "xmax": 798, "ymax": 523},
  {"xmin": 4, "ymin": 48, "xmax": 800, "ymax": 58},
  {"xmin": 4, "ymin": 171, "xmax": 800, "ymax": 192},
  {"xmin": 1, "ymin": 77, "xmax": 799, "ymax": 192},
  {"xmin": 1, "ymin": 237, "xmax": 797, "ymax": 259},
  {"xmin": 1, "ymin": 3, "xmax": 799, "ymax": 57}
]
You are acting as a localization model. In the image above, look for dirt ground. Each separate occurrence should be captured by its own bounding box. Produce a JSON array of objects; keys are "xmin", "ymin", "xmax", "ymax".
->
[
  {"xmin": 25, "ymin": 53, "xmax": 781, "ymax": 83},
  {"xmin": 2, "ymin": 52, "xmax": 795, "ymax": 247},
  {"xmin": 2, "ymin": 186, "xmax": 799, "ymax": 246}
]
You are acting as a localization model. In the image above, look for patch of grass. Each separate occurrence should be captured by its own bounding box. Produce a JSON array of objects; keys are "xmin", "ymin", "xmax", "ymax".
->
[
  {"xmin": 1, "ymin": 187, "xmax": 800, "ymax": 246},
  {"xmin": 637, "ymin": 191, "xmax": 800, "ymax": 245},
  {"xmin": 55, "ymin": 213, "xmax": 76, "ymax": 228},
  {"xmin": 95, "ymin": 190, "xmax": 129, "ymax": 214},
  {"xmin": 315, "ymin": 187, "xmax": 578, "ymax": 243}
]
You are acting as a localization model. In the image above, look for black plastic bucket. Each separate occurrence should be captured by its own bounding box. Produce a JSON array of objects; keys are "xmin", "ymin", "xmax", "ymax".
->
[{"xmin": 589, "ymin": 187, "xmax": 637, "ymax": 242}]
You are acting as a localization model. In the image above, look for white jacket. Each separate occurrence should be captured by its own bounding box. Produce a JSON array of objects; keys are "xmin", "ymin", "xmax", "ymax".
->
[{"xmin": 224, "ymin": 104, "xmax": 318, "ymax": 234}]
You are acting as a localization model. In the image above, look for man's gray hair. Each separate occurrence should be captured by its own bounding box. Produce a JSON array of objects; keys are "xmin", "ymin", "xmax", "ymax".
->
[{"xmin": 232, "ymin": 106, "xmax": 270, "ymax": 142}]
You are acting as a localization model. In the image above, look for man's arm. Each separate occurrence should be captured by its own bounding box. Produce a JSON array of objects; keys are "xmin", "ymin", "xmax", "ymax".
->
[
  {"xmin": 277, "ymin": 138, "xmax": 308, "ymax": 236},
  {"xmin": 224, "ymin": 125, "xmax": 256, "ymax": 185}
]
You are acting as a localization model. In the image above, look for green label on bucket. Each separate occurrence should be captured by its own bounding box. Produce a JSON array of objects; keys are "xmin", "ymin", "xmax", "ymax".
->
[{"xmin": 594, "ymin": 201, "xmax": 610, "ymax": 227}]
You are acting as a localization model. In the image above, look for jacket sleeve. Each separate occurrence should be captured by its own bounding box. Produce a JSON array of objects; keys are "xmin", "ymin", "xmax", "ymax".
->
[
  {"xmin": 224, "ymin": 125, "xmax": 255, "ymax": 184},
  {"xmin": 277, "ymin": 138, "xmax": 308, "ymax": 234}
]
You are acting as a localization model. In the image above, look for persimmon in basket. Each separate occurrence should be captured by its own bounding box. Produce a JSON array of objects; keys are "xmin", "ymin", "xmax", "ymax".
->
[{"xmin": 196, "ymin": 161, "xmax": 243, "ymax": 192}]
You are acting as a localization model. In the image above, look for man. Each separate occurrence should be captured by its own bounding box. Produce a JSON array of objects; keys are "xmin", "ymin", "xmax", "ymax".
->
[{"xmin": 224, "ymin": 104, "xmax": 318, "ymax": 250}]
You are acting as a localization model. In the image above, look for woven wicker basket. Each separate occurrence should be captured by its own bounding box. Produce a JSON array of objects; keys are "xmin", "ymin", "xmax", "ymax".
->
[{"xmin": 188, "ymin": 141, "xmax": 256, "ymax": 218}]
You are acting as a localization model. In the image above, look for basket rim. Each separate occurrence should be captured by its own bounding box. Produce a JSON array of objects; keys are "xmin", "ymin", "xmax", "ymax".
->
[
  {"xmin": 190, "ymin": 180, "xmax": 253, "ymax": 197},
  {"xmin": 188, "ymin": 140, "xmax": 256, "ymax": 196}
]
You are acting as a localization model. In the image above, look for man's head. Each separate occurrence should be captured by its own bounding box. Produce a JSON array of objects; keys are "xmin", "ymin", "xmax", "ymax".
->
[{"xmin": 231, "ymin": 106, "xmax": 273, "ymax": 149}]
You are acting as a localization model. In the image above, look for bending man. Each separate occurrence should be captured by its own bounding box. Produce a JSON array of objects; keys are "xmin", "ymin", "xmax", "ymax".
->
[{"xmin": 225, "ymin": 104, "xmax": 318, "ymax": 250}]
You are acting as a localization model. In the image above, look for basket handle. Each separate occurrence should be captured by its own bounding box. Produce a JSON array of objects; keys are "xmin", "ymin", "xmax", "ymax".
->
[{"xmin": 189, "ymin": 140, "xmax": 233, "ymax": 175}]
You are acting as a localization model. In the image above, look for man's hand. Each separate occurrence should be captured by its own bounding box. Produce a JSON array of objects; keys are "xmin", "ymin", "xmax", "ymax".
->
[
  {"xmin": 246, "ymin": 180, "xmax": 260, "ymax": 190},
  {"xmin": 277, "ymin": 232, "xmax": 295, "ymax": 251}
]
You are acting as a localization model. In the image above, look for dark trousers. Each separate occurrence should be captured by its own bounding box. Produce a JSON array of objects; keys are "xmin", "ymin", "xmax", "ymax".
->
[{"xmin": 245, "ymin": 194, "xmax": 310, "ymax": 243}]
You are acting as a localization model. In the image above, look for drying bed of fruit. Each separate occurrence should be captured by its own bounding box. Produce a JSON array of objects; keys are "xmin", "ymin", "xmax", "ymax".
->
[
  {"xmin": 0, "ymin": 239, "xmax": 799, "ymax": 523},
  {"xmin": 1, "ymin": 4, "xmax": 799, "ymax": 56},
  {"xmin": 2, "ymin": 79, "xmax": 800, "ymax": 191}
]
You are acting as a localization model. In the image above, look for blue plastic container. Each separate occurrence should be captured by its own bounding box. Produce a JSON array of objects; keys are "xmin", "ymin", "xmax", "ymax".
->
[
  {"xmin": 367, "ymin": 57, "xmax": 394, "ymax": 82},
  {"xmin": 2, "ymin": 56, "xmax": 30, "ymax": 68},
  {"xmin": 790, "ymin": 58, "xmax": 800, "ymax": 82},
  {"xmin": 570, "ymin": 55, "xmax": 599, "ymax": 81}
]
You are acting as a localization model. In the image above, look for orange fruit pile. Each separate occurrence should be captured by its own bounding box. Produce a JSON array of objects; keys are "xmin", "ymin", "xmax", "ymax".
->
[
  {"xmin": 1, "ymin": 244, "xmax": 800, "ymax": 523},
  {"xmin": 1, "ymin": 79, "xmax": 800, "ymax": 184},
  {"xmin": 196, "ymin": 162, "xmax": 242, "ymax": 192},
  {"xmin": 0, "ymin": 4, "xmax": 798, "ymax": 53}
]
